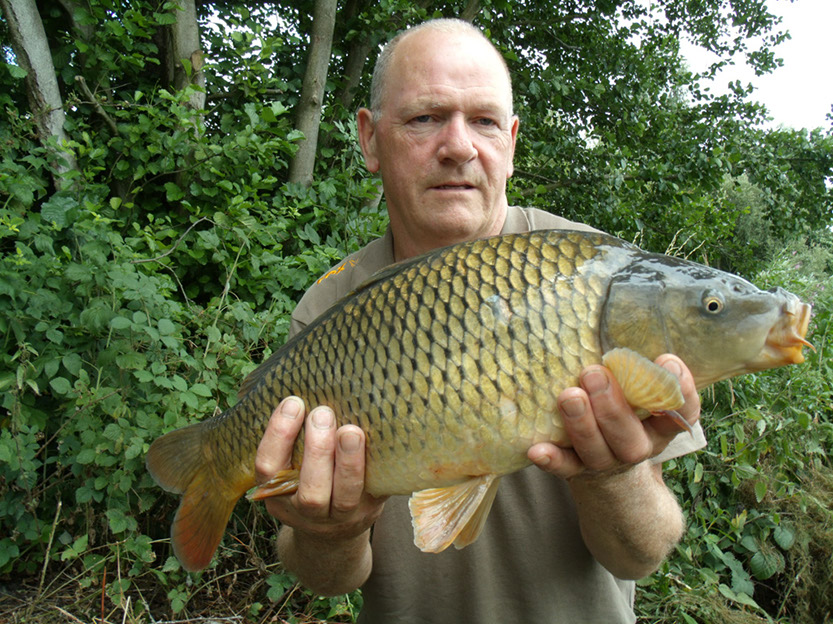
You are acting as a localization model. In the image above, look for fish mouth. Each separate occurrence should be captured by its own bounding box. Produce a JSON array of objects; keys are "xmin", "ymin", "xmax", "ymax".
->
[{"xmin": 759, "ymin": 297, "xmax": 814, "ymax": 368}]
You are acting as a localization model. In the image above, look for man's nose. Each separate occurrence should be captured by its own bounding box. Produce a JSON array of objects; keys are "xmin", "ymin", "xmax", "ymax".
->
[{"xmin": 437, "ymin": 116, "xmax": 477, "ymax": 164}]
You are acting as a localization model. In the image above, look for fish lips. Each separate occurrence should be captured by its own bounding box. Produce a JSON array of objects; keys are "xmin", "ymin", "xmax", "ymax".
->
[{"xmin": 759, "ymin": 289, "xmax": 813, "ymax": 367}]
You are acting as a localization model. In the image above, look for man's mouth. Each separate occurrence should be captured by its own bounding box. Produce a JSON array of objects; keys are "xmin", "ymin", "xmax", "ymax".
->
[{"xmin": 432, "ymin": 183, "xmax": 474, "ymax": 190}]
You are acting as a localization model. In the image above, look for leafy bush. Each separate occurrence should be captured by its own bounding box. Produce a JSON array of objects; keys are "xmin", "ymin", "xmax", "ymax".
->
[{"xmin": 0, "ymin": 65, "xmax": 384, "ymax": 620}]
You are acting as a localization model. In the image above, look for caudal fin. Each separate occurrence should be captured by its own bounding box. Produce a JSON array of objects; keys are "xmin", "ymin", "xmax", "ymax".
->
[{"xmin": 146, "ymin": 424, "xmax": 245, "ymax": 571}]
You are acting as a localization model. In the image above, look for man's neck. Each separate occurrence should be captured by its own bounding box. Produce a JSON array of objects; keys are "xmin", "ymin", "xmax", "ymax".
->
[{"xmin": 390, "ymin": 203, "xmax": 508, "ymax": 262}]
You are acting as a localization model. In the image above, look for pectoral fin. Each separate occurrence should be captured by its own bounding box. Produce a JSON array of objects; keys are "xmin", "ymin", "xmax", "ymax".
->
[
  {"xmin": 409, "ymin": 474, "xmax": 501, "ymax": 553},
  {"xmin": 602, "ymin": 347, "xmax": 685, "ymax": 413},
  {"xmin": 602, "ymin": 348, "xmax": 694, "ymax": 436}
]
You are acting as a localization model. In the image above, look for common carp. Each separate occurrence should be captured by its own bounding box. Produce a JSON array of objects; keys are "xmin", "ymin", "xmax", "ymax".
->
[{"xmin": 146, "ymin": 229, "xmax": 812, "ymax": 571}]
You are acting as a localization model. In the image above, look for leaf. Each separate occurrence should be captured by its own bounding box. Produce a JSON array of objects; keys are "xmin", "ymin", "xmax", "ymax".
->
[
  {"xmin": 158, "ymin": 318, "xmax": 176, "ymax": 335},
  {"xmin": 164, "ymin": 182, "xmax": 185, "ymax": 202},
  {"xmin": 190, "ymin": 383, "xmax": 212, "ymax": 397},
  {"xmin": 110, "ymin": 316, "xmax": 132, "ymax": 330},
  {"xmin": 693, "ymin": 462, "xmax": 703, "ymax": 483},
  {"xmin": 162, "ymin": 556, "xmax": 181, "ymax": 572},
  {"xmin": 206, "ymin": 325, "xmax": 222, "ymax": 342},
  {"xmin": 718, "ymin": 583, "xmax": 760, "ymax": 609},
  {"xmin": 266, "ymin": 573, "xmax": 294, "ymax": 601},
  {"xmin": 773, "ymin": 524, "xmax": 796, "ymax": 550},
  {"xmin": 62, "ymin": 353, "xmax": 83, "ymax": 377},
  {"xmin": 41, "ymin": 195, "xmax": 78, "ymax": 229},
  {"xmin": 5, "ymin": 63, "xmax": 27, "ymax": 79},
  {"xmin": 754, "ymin": 479, "xmax": 767, "ymax": 503},
  {"xmin": 50, "ymin": 377, "xmax": 72, "ymax": 395},
  {"xmin": 750, "ymin": 548, "xmax": 785, "ymax": 580},
  {"xmin": 76, "ymin": 449, "xmax": 97, "ymax": 465},
  {"xmin": 106, "ymin": 509, "xmax": 129, "ymax": 534}
]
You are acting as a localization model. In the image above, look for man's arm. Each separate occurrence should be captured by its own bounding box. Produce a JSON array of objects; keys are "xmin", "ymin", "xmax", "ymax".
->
[
  {"xmin": 529, "ymin": 355, "xmax": 699, "ymax": 579},
  {"xmin": 254, "ymin": 397, "xmax": 386, "ymax": 596}
]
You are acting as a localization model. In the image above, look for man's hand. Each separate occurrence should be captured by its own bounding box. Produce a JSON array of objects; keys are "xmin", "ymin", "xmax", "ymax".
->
[
  {"xmin": 528, "ymin": 354, "xmax": 701, "ymax": 480},
  {"xmin": 525, "ymin": 354, "xmax": 699, "ymax": 578},
  {"xmin": 254, "ymin": 396, "xmax": 386, "ymax": 541},
  {"xmin": 253, "ymin": 397, "xmax": 385, "ymax": 595}
]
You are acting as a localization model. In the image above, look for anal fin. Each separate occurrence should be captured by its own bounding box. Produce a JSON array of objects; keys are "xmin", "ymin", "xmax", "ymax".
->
[{"xmin": 408, "ymin": 474, "xmax": 501, "ymax": 553}]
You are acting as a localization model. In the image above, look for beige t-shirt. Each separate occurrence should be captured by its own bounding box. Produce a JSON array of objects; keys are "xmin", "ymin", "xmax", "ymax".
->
[{"xmin": 288, "ymin": 206, "xmax": 706, "ymax": 624}]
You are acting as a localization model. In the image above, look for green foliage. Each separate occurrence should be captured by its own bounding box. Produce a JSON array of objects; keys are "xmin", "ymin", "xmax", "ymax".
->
[{"xmin": 1, "ymin": 3, "xmax": 384, "ymax": 620}]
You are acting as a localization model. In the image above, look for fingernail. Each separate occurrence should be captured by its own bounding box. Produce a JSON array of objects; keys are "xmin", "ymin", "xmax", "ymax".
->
[
  {"xmin": 339, "ymin": 430, "xmax": 361, "ymax": 453},
  {"xmin": 311, "ymin": 407, "xmax": 334, "ymax": 429},
  {"xmin": 662, "ymin": 359, "xmax": 682, "ymax": 378},
  {"xmin": 529, "ymin": 450, "xmax": 549, "ymax": 467},
  {"xmin": 280, "ymin": 397, "xmax": 303, "ymax": 419},
  {"xmin": 560, "ymin": 396, "xmax": 586, "ymax": 420},
  {"xmin": 581, "ymin": 368, "xmax": 609, "ymax": 396}
]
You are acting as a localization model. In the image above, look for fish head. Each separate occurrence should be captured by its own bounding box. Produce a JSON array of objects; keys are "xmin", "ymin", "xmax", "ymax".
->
[{"xmin": 600, "ymin": 254, "xmax": 812, "ymax": 389}]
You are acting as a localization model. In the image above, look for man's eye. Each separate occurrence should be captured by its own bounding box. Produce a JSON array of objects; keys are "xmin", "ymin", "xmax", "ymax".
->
[
  {"xmin": 411, "ymin": 115, "xmax": 432, "ymax": 123},
  {"xmin": 475, "ymin": 118, "xmax": 498, "ymax": 127}
]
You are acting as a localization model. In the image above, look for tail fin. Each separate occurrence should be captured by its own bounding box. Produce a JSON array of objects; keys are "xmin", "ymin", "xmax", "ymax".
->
[{"xmin": 146, "ymin": 423, "xmax": 246, "ymax": 571}]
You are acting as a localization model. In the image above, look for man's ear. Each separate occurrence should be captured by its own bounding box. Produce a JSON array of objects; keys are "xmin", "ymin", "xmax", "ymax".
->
[{"xmin": 357, "ymin": 108, "xmax": 380, "ymax": 173}]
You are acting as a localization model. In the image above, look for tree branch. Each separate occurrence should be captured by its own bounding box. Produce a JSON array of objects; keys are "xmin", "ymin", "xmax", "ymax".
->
[{"xmin": 74, "ymin": 76, "xmax": 120, "ymax": 136}]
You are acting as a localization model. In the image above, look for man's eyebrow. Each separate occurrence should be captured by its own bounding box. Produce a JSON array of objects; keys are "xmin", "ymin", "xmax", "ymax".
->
[{"xmin": 402, "ymin": 97, "xmax": 508, "ymax": 117}]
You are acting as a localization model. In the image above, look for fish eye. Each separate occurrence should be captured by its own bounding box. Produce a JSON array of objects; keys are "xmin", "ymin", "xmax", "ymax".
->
[{"xmin": 703, "ymin": 292, "xmax": 724, "ymax": 314}]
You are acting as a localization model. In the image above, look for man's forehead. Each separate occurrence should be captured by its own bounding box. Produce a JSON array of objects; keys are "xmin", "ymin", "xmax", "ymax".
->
[{"xmin": 402, "ymin": 86, "xmax": 510, "ymax": 114}]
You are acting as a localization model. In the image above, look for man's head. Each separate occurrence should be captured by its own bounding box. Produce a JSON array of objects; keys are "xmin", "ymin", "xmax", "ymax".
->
[{"xmin": 357, "ymin": 19, "xmax": 519, "ymax": 260}]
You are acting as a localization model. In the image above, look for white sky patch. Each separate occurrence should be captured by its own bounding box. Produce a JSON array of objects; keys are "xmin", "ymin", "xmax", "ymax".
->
[{"xmin": 681, "ymin": 0, "xmax": 833, "ymax": 131}]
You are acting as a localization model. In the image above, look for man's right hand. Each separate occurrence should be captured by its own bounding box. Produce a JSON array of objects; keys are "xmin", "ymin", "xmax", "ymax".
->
[{"xmin": 254, "ymin": 396, "xmax": 386, "ymax": 542}]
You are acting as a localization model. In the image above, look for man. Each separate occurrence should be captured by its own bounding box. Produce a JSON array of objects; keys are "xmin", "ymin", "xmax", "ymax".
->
[{"xmin": 255, "ymin": 19, "xmax": 706, "ymax": 623}]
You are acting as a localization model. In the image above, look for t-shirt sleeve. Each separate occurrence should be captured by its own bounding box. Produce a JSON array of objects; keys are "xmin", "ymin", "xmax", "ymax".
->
[{"xmin": 650, "ymin": 422, "xmax": 707, "ymax": 464}]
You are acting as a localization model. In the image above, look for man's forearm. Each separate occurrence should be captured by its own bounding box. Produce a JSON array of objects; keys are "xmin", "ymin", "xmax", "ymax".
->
[
  {"xmin": 277, "ymin": 525, "xmax": 373, "ymax": 596},
  {"xmin": 568, "ymin": 461, "xmax": 684, "ymax": 580}
]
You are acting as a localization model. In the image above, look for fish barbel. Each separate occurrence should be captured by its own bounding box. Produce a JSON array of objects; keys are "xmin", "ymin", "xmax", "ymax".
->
[{"xmin": 146, "ymin": 230, "xmax": 812, "ymax": 571}]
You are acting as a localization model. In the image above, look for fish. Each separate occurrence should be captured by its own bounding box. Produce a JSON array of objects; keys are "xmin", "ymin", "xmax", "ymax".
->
[{"xmin": 145, "ymin": 229, "xmax": 812, "ymax": 571}]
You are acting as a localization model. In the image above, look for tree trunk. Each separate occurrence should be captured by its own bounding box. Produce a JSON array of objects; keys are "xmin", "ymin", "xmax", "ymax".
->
[
  {"xmin": 170, "ymin": 0, "xmax": 206, "ymax": 112},
  {"xmin": 1, "ymin": 0, "xmax": 78, "ymax": 190},
  {"xmin": 288, "ymin": 0, "xmax": 338, "ymax": 187}
]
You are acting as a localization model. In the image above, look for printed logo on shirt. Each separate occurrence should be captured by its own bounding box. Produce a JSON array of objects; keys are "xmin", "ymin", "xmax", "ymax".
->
[{"xmin": 316, "ymin": 259, "xmax": 356, "ymax": 284}]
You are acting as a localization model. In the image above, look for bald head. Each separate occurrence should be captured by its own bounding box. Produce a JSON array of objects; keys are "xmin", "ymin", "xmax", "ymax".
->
[{"xmin": 369, "ymin": 19, "xmax": 513, "ymax": 120}]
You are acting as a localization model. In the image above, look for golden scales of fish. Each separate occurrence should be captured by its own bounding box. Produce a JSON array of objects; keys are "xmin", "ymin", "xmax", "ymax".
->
[{"xmin": 146, "ymin": 229, "xmax": 813, "ymax": 571}]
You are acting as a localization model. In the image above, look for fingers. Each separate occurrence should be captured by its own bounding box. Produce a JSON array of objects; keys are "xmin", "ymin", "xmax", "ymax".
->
[
  {"xmin": 564, "ymin": 366, "xmax": 653, "ymax": 469},
  {"xmin": 332, "ymin": 426, "xmax": 368, "ymax": 518},
  {"xmin": 647, "ymin": 355, "xmax": 701, "ymax": 438},
  {"xmin": 294, "ymin": 407, "xmax": 338, "ymax": 518},
  {"xmin": 255, "ymin": 396, "xmax": 305, "ymax": 484},
  {"xmin": 533, "ymin": 355, "xmax": 701, "ymax": 480},
  {"xmin": 255, "ymin": 398, "xmax": 384, "ymax": 539}
]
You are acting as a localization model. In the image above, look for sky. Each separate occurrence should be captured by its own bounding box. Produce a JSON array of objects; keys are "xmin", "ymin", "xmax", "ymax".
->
[{"xmin": 681, "ymin": 0, "xmax": 833, "ymax": 131}]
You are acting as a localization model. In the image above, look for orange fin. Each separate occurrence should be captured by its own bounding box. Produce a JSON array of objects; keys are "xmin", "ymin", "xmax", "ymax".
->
[
  {"xmin": 408, "ymin": 474, "xmax": 501, "ymax": 553},
  {"xmin": 246, "ymin": 468, "xmax": 301, "ymax": 500},
  {"xmin": 602, "ymin": 347, "xmax": 684, "ymax": 414},
  {"xmin": 146, "ymin": 424, "xmax": 247, "ymax": 571}
]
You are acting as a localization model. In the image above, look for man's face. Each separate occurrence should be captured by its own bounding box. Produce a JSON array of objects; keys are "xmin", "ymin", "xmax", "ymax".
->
[{"xmin": 358, "ymin": 29, "xmax": 519, "ymax": 260}]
